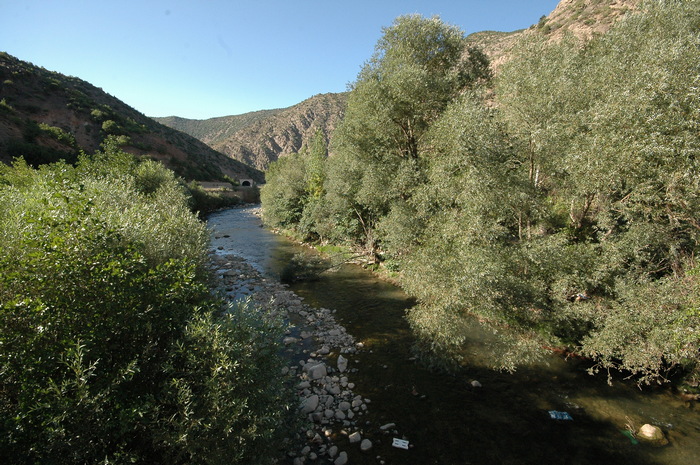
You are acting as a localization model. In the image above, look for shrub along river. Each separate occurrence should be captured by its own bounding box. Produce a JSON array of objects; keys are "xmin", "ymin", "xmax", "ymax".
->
[{"xmin": 208, "ymin": 207, "xmax": 699, "ymax": 465}]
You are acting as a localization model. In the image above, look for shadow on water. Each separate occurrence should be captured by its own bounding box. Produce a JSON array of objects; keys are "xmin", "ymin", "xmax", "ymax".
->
[
  {"xmin": 208, "ymin": 208, "xmax": 699, "ymax": 465},
  {"xmin": 289, "ymin": 266, "xmax": 670, "ymax": 465}
]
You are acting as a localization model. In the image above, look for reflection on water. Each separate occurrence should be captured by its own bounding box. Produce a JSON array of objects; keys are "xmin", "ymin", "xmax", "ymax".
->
[{"xmin": 208, "ymin": 207, "xmax": 700, "ymax": 465}]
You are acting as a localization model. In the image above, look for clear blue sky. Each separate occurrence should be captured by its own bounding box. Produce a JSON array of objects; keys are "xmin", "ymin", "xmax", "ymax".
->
[{"xmin": 1, "ymin": 0, "xmax": 560, "ymax": 119}]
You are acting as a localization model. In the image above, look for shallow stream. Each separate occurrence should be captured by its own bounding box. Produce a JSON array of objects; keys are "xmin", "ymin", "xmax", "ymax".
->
[{"xmin": 208, "ymin": 207, "xmax": 699, "ymax": 465}]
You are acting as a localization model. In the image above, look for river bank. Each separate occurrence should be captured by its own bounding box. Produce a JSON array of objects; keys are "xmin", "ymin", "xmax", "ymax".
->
[
  {"xmin": 207, "ymin": 206, "xmax": 700, "ymax": 465},
  {"xmin": 208, "ymin": 250, "xmax": 407, "ymax": 465}
]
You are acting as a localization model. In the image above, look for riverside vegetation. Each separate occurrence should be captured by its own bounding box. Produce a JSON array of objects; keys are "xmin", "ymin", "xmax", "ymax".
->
[
  {"xmin": 0, "ymin": 138, "xmax": 293, "ymax": 464},
  {"xmin": 261, "ymin": 2, "xmax": 700, "ymax": 387}
]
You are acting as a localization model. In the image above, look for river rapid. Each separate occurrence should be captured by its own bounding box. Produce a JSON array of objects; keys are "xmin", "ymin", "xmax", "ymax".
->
[{"xmin": 207, "ymin": 206, "xmax": 700, "ymax": 465}]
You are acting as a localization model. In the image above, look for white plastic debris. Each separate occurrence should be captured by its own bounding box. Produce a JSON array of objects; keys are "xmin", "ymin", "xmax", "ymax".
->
[{"xmin": 392, "ymin": 438, "xmax": 409, "ymax": 449}]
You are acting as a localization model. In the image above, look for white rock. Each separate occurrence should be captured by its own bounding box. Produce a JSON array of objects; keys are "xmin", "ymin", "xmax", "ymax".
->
[
  {"xmin": 335, "ymin": 410, "xmax": 346, "ymax": 420},
  {"xmin": 349, "ymin": 431, "xmax": 362, "ymax": 443},
  {"xmin": 380, "ymin": 423, "xmax": 396, "ymax": 431},
  {"xmin": 339, "ymin": 401, "xmax": 351, "ymax": 411},
  {"xmin": 337, "ymin": 355, "xmax": 348, "ymax": 373},
  {"xmin": 360, "ymin": 438, "xmax": 373, "ymax": 451},
  {"xmin": 471, "ymin": 380, "xmax": 482, "ymax": 388},
  {"xmin": 638, "ymin": 424, "xmax": 668, "ymax": 446}
]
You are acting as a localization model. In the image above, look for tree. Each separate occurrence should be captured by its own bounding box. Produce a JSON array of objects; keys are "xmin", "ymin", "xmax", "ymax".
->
[
  {"xmin": 260, "ymin": 153, "xmax": 308, "ymax": 229},
  {"xmin": 328, "ymin": 14, "xmax": 490, "ymax": 252},
  {"xmin": 485, "ymin": 0, "xmax": 700, "ymax": 380}
]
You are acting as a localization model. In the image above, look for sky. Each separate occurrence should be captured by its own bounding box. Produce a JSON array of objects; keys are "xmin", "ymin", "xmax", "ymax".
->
[{"xmin": 1, "ymin": 0, "xmax": 560, "ymax": 120}]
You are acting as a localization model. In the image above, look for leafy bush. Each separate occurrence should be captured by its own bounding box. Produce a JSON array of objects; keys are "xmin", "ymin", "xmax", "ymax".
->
[{"xmin": 0, "ymin": 145, "xmax": 292, "ymax": 464}]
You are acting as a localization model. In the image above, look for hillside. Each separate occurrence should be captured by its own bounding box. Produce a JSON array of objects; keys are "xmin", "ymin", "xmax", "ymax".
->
[
  {"xmin": 0, "ymin": 52, "xmax": 263, "ymax": 183},
  {"xmin": 467, "ymin": 0, "xmax": 641, "ymax": 69},
  {"xmin": 157, "ymin": 93, "xmax": 346, "ymax": 171},
  {"xmin": 155, "ymin": 108, "xmax": 282, "ymax": 147}
]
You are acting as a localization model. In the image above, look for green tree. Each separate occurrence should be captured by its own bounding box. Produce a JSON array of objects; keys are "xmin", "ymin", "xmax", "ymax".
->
[
  {"xmin": 481, "ymin": 0, "xmax": 700, "ymax": 380},
  {"xmin": 328, "ymin": 14, "xmax": 490, "ymax": 253},
  {"xmin": 260, "ymin": 153, "xmax": 309, "ymax": 230}
]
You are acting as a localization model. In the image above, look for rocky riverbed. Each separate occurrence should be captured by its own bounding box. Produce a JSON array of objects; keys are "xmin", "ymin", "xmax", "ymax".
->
[{"xmin": 209, "ymin": 251, "xmax": 404, "ymax": 465}]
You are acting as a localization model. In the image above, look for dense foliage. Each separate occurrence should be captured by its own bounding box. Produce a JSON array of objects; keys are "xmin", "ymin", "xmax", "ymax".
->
[
  {"xmin": 0, "ymin": 140, "xmax": 291, "ymax": 464},
  {"xmin": 261, "ymin": 4, "xmax": 700, "ymax": 384}
]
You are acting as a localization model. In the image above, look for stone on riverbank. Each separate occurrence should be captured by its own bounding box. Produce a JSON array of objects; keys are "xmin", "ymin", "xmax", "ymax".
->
[
  {"xmin": 301, "ymin": 394, "xmax": 319, "ymax": 414},
  {"xmin": 349, "ymin": 431, "xmax": 361, "ymax": 443},
  {"xmin": 306, "ymin": 362, "xmax": 328, "ymax": 380},
  {"xmin": 637, "ymin": 424, "xmax": 668, "ymax": 446},
  {"xmin": 334, "ymin": 451, "xmax": 348, "ymax": 465},
  {"xmin": 337, "ymin": 355, "xmax": 348, "ymax": 373}
]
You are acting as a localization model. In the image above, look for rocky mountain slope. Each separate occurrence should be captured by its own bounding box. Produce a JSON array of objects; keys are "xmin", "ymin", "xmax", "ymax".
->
[
  {"xmin": 156, "ymin": 108, "xmax": 282, "ymax": 147},
  {"xmin": 156, "ymin": 93, "xmax": 346, "ymax": 171},
  {"xmin": 467, "ymin": 0, "xmax": 641, "ymax": 68},
  {"xmin": 0, "ymin": 52, "xmax": 263, "ymax": 183}
]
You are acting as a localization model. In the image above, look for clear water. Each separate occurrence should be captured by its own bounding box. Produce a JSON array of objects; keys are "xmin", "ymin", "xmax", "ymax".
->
[{"xmin": 208, "ymin": 207, "xmax": 700, "ymax": 465}]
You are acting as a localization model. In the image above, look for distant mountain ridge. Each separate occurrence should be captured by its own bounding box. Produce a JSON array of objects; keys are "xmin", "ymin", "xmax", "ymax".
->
[
  {"xmin": 155, "ymin": 93, "xmax": 346, "ymax": 171},
  {"xmin": 155, "ymin": 108, "xmax": 282, "ymax": 147},
  {"xmin": 0, "ymin": 52, "xmax": 264, "ymax": 183}
]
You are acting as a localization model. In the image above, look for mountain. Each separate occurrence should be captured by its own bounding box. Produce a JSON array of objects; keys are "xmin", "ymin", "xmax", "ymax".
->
[
  {"xmin": 0, "ymin": 52, "xmax": 263, "ymax": 183},
  {"xmin": 467, "ymin": 0, "xmax": 641, "ymax": 69},
  {"xmin": 156, "ymin": 109, "xmax": 282, "ymax": 147},
  {"xmin": 155, "ymin": 92, "xmax": 346, "ymax": 171},
  {"xmin": 156, "ymin": 1, "xmax": 640, "ymax": 173}
]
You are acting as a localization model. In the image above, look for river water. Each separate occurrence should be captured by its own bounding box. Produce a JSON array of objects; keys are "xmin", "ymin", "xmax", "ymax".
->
[{"xmin": 208, "ymin": 207, "xmax": 699, "ymax": 465}]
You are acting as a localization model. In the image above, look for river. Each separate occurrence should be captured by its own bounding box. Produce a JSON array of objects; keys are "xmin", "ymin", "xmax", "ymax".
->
[{"xmin": 208, "ymin": 206, "xmax": 699, "ymax": 465}]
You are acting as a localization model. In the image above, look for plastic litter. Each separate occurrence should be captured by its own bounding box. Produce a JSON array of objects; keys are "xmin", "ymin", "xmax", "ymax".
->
[
  {"xmin": 392, "ymin": 438, "xmax": 409, "ymax": 449},
  {"xmin": 620, "ymin": 429, "xmax": 639, "ymax": 445},
  {"xmin": 548, "ymin": 410, "xmax": 573, "ymax": 421}
]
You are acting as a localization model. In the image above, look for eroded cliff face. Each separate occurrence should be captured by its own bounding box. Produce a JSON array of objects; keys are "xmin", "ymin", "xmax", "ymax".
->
[
  {"xmin": 542, "ymin": 0, "xmax": 640, "ymax": 40},
  {"xmin": 211, "ymin": 93, "xmax": 346, "ymax": 171}
]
